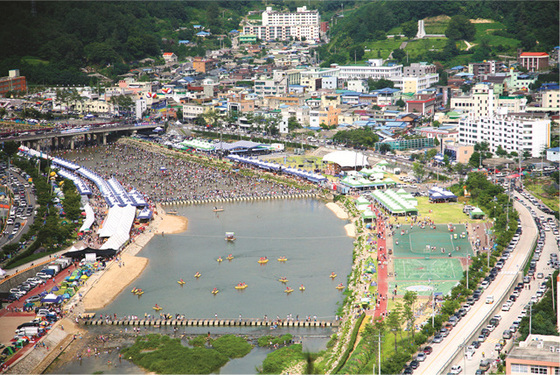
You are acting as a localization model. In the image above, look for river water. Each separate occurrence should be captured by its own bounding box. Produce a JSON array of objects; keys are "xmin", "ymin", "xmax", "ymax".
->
[
  {"xmin": 48, "ymin": 146, "xmax": 354, "ymax": 373},
  {"xmin": 99, "ymin": 199, "xmax": 354, "ymax": 320}
]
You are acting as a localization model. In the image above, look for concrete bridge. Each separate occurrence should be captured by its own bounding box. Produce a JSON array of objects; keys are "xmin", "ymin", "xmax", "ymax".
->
[
  {"xmin": 3, "ymin": 123, "xmax": 159, "ymax": 150},
  {"xmin": 81, "ymin": 318, "xmax": 339, "ymax": 328}
]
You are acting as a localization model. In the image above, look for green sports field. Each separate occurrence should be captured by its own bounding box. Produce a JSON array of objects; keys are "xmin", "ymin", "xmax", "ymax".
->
[
  {"xmin": 389, "ymin": 225, "xmax": 470, "ymax": 296},
  {"xmin": 393, "ymin": 258, "xmax": 464, "ymax": 281},
  {"xmin": 392, "ymin": 224, "xmax": 473, "ymax": 258}
]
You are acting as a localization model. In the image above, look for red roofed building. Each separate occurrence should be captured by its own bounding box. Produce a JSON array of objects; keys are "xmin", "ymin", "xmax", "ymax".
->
[
  {"xmin": 162, "ymin": 52, "xmax": 178, "ymax": 64},
  {"xmin": 518, "ymin": 52, "xmax": 549, "ymax": 71},
  {"xmin": 406, "ymin": 97, "xmax": 436, "ymax": 116}
]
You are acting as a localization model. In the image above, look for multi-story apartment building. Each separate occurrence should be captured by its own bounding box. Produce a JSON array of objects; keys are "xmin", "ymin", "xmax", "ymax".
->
[
  {"xmin": 542, "ymin": 89, "xmax": 560, "ymax": 111},
  {"xmin": 254, "ymin": 77, "xmax": 287, "ymax": 97},
  {"xmin": 336, "ymin": 59, "xmax": 403, "ymax": 81},
  {"xmin": 458, "ymin": 111, "xmax": 550, "ymax": 158},
  {"xmin": 243, "ymin": 6, "xmax": 320, "ymax": 42},
  {"xmin": 404, "ymin": 62, "xmax": 437, "ymax": 76},
  {"xmin": 399, "ymin": 74, "xmax": 440, "ymax": 94},
  {"xmin": 0, "ymin": 70, "xmax": 26, "ymax": 95},
  {"xmin": 450, "ymin": 83, "xmax": 527, "ymax": 117}
]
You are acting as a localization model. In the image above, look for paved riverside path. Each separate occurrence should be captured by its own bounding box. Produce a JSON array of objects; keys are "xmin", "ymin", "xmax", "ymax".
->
[
  {"xmin": 373, "ymin": 206, "xmax": 388, "ymax": 319},
  {"xmin": 416, "ymin": 198, "xmax": 538, "ymax": 375}
]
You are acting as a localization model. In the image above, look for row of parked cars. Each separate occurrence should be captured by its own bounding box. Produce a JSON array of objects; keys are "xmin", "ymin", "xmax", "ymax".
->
[{"xmin": 2, "ymin": 258, "xmax": 71, "ymax": 303}]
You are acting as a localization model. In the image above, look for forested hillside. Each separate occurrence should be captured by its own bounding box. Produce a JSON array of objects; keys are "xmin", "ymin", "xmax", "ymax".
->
[
  {"xmin": 0, "ymin": 1, "xmax": 255, "ymax": 85},
  {"xmin": 0, "ymin": 1, "xmax": 557, "ymax": 86},
  {"xmin": 319, "ymin": 1, "xmax": 558, "ymax": 67}
]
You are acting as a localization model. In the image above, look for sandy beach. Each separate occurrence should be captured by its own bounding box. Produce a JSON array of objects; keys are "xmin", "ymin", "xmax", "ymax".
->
[
  {"xmin": 326, "ymin": 202, "xmax": 349, "ymax": 220},
  {"xmin": 154, "ymin": 212, "xmax": 188, "ymax": 234},
  {"xmin": 81, "ymin": 253, "xmax": 149, "ymax": 311},
  {"xmin": 345, "ymin": 223, "xmax": 357, "ymax": 238}
]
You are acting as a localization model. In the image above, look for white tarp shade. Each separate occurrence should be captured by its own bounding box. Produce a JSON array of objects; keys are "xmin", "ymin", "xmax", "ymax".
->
[
  {"xmin": 323, "ymin": 151, "xmax": 369, "ymax": 168},
  {"xmin": 79, "ymin": 203, "xmax": 95, "ymax": 232}
]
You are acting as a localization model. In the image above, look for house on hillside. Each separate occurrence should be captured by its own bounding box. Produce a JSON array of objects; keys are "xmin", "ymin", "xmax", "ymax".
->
[{"xmin": 163, "ymin": 53, "xmax": 178, "ymax": 64}]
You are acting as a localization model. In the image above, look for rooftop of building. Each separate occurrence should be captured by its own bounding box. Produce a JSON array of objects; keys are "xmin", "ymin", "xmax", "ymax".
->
[{"xmin": 508, "ymin": 335, "xmax": 560, "ymax": 364}]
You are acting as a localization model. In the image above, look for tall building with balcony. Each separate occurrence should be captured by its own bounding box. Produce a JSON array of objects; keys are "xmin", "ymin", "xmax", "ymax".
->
[{"xmin": 243, "ymin": 6, "xmax": 320, "ymax": 42}]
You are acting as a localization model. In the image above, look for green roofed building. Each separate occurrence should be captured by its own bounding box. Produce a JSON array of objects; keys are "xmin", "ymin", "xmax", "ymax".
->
[{"xmin": 370, "ymin": 189, "xmax": 418, "ymax": 216}]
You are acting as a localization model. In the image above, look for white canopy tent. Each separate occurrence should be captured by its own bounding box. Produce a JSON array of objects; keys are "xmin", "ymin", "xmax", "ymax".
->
[{"xmin": 323, "ymin": 151, "xmax": 369, "ymax": 168}]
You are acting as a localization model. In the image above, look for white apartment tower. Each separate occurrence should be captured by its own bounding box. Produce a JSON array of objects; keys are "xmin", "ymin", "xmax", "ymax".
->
[
  {"xmin": 243, "ymin": 6, "xmax": 320, "ymax": 42},
  {"xmin": 458, "ymin": 90, "xmax": 550, "ymax": 158}
]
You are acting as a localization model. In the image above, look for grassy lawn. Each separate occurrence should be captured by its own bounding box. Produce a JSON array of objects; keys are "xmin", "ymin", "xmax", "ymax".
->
[
  {"xmin": 405, "ymin": 38, "xmax": 448, "ymax": 59},
  {"xmin": 524, "ymin": 182, "xmax": 560, "ymax": 212},
  {"xmin": 22, "ymin": 56, "xmax": 49, "ymax": 65},
  {"xmin": 363, "ymin": 39, "xmax": 403, "ymax": 60},
  {"xmin": 391, "ymin": 196, "xmax": 482, "ymax": 225},
  {"xmin": 423, "ymin": 16, "xmax": 450, "ymax": 34}
]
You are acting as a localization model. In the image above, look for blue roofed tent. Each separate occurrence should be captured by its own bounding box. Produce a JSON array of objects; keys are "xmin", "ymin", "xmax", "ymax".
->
[{"xmin": 137, "ymin": 208, "xmax": 153, "ymax": 220}]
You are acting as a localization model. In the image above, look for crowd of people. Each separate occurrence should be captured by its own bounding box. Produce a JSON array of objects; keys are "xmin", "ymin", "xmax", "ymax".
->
[{"xmin": 58, "ymin": 143, "xmax": 317, "ymax": 204}]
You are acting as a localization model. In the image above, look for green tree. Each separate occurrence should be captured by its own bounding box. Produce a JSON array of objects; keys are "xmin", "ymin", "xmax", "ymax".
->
[
  {"xmin": 379, "ymin": 143, "xmax": 392, "ymax": 154},
  {"xmin": 386, "ymin": 308, "xmax": 401, "ymax": 352},
  {"xmin": 392, "ymin": 49, "xmax": 406, "ymax": 62},
  {"xmin": 203, "ymin": 109, "xmax": 223, "ymax": 129},
  {"xmin": 2, "ymin": 141, "xmax": 20, "ymax": 158},
  {"xmin": 287, "ymin": 116, "xmax": 301, "ymax": 132},
  {"xmin": 396, "ymin": 98, "xmax": 406, "ymax": 108},
  {"xmin": 445, "ymin": 15, "xmax": 476, "ymax": 41},
  {"xmin": 367, "ymin": 78, "xmax": 394, "ymax": 91},
  {"xmin": 401, "ymin": 20, "xmax": 418, "ymax": 39},
  {"xmin": 403, "ymin": 291, "xmax": 418, "ymax": 339},
  {"xmin": 425, "ymin": 148, "xmax": 438, "ymax": 161},
  {"xmin": 469, "ymin": 151, "xmax": 482, "ymax": 168},
  {"xmin": 496, "ymin": 145, "xmax": 508, "ymax": 157},
  {"xmin": 413, "ymin": 161, "xmax": 426, "ymax": 181},
  {"xmin": 348, "ymin": 46, "xmax": 365, "ymax": 62}
]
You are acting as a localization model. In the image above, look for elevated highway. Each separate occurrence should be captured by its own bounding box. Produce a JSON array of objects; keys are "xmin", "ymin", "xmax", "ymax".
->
[{"xmin": 3, "ymin": 123, "xmax": 159, "ymax": 150}]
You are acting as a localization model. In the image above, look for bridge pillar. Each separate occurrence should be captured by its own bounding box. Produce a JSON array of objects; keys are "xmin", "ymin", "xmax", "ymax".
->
[
  {"xmin": 103, "ymin": 133, "xmax": 107, "ymax": 145},
  {"xmin": 70, "ymin": 137, "xmax": 75, "ymax": 150}
]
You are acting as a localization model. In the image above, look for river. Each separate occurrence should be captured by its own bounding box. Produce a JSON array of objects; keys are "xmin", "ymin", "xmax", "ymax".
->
[{"xmin": 98, "ymin": 199, "xmax": 354, "ymax": 320}]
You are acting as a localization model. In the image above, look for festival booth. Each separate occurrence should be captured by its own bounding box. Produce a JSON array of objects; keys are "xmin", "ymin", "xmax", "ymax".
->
[
  {"xmin": 63, "ymin": 248, "xmax": 117, "ymax": 259},
  {"xmin": 370, "ymin": 189, "xmax": 418, "ymax": 216},
  {"xmin": 227, "ymin": 154, "xmax": 327, "ymax": 183},
  {"xmin": 428, "ymin": 187, "xmax": 457, "ymax": 203},
  {"xmin": 469, "ymin": 207, "xmax": 485, "ymax": 219}
]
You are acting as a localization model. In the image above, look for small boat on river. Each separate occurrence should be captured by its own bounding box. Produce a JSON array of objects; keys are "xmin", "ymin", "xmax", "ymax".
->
[
  {"xmin": 235, "ymin": 282, "xmax": 248, "ymax": 290},
  {"xmin": 277, "ymin": 256, "xmax": 287, "ymax": 262},
  {"xmin": 177, "ymin": 279, "xmax": 186, "ymax": 285},
  {"xmin": 217, "ymin": 257, "xmax": 223, "ymax": 262},
  {"xmin": 330, "ymin": 272, "xmax": 337, "ymax": 279},
  {"xmin": 258, "ymin": 257, "xmax": 269, "ymax": 264},
  {"xmin": 226, "ymin": 254, "xmax": 234, "ymax": 261},
  {"xmin": 299, "ymin": 285, "xmax": 306, "ymax": 292},
  {"xmin": 153, "ymin": 304, "xmax": 163, "ymax": 311},
  {"xmin": 336, "ymin": 283, "xmax": 344, "ymax": 290},
  {"xmin": 279, "ymin": 277, "xmax": 288, "ymax": 283},
  {"xmin": 284, "ymin": 287, "xmax": 294, "ymax": 294},
  {"xmin": 213, "ymin": 207, "xmax": 224, "ymax": 212},
  {"xmin": 225, "ymin": 232, "xmax": 236, "ymax": 241},
  {"xmin": 194, "ymin": 272, "xmax": 201, "ymax": 279},
  {"xmin": 212, "ymin": 288, "xmax": 219, "ymax": 295}
]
